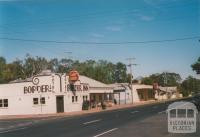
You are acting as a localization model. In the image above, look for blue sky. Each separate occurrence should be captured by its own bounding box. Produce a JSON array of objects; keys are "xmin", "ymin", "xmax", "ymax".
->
[{"xmin": 0, "ymin": 0, "xmax": 199, "ymax": 80}]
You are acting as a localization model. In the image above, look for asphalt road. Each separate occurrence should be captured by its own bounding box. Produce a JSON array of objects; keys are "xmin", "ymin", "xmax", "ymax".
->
[{"xmin": 0, "ymin": 98, "xmax": 199, "ymax": 137}]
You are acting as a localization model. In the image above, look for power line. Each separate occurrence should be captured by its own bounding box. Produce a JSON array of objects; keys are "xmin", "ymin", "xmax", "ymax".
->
[{"xmin": 0, "ymin": 36, "xmax": 199, "ymax": 45}]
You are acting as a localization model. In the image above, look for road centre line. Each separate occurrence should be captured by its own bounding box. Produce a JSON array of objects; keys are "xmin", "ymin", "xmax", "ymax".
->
[
  {"xmin": 83, "ymin": 119, "xmax": 101, "ymax": 125},
  {"xmin": 0, "ymin": 127, "xmax": 27, "ymax": 134},
  {"xmin": 93, "ymin": 128, "xmax": 118, "ymax": 137}
]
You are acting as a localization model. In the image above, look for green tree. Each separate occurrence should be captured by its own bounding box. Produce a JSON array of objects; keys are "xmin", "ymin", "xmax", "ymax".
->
[
  {"xmin": 0, "ymin": 57, "xmax": 6, "ymax": 83},
  {"xmin": 191, "ymin": 57, "xmax": 200, "ymax": 74},
  {"xmin": 141, "ymin": 72, "xmax": 181, "ymax": 86},
  {"xmin": 141, "ymin": 77, "xmax": 153, "ymax": 85},
  {"xmin": 114, "ymin": 62, "xmax": 128, "ymax": 83},
  {"xmin": 48, "ymin": 58, "xmax": 59, "ymax": 72},
  {"xmin": 0, "ymin": 55, "xmax": 129, "ymax": 84},
  {"xmin": 58, "ymin": 58, "xmax": 73, "ymax": 73},
  {"xmin": 12, "ymin": 59, "xmax": 26, "ymax": 79},
  {"xmin": 23, "ymin": 55, "xmax": 49, "ymax": 77},
  {"xmin": 181, "ymin": 76, "xmax": 200, "ymax": 96}
]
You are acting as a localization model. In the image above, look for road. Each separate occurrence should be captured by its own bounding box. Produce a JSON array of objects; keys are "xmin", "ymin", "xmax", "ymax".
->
[{"xmin": 0, "ymin": 98, "xmax": 199, "ymax": 137}]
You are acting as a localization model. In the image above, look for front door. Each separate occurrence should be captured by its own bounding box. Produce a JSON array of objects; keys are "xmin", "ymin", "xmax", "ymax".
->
[{"xmin": 56, "ymin": 96, "xmax": 64, "ymax": 113}]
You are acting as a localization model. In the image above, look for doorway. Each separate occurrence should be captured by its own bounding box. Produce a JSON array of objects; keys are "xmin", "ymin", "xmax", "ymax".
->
[{"xmin": 56, "ymin": 96, "xmax": 64, "ymax": 113}]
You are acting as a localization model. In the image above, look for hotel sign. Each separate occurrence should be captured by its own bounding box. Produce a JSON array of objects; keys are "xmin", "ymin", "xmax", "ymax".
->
[
  {"xmin": 24, "ymin": 85, "xmax": 52, "ymax": 94},
  {"xmin": 67, "ymin": 84, "xmax": 89, "ymax": 92},
  {"xmin": 24, "ymin": 77, "xmax": 53, "ymax": 94}
]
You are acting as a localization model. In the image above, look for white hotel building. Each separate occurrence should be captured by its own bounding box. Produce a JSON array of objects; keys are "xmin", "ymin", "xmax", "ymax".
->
[
  {"xmin": 0, "ymin": 70, "xmax": 113, "ymax": 116},
  {"xmin": 0, "ymin": 70, "xmax": 179, "ymax": 116}
]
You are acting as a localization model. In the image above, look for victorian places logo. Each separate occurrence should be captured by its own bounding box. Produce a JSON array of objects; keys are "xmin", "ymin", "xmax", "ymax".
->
[{"xmin": 167, "ymin": 101, "xmax": 198, "ymax": 133}]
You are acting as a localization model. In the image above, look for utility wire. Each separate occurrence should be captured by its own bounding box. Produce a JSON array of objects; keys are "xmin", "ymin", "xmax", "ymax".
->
[{"xmin": 0, "ymin": 36, "xmax": 199, "ymax": 45}]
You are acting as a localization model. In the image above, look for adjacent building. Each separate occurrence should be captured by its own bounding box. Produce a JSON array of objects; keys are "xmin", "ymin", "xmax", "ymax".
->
[{"xmin": 111, "ymin": 83, "xmax": 180, "ymax": 104}]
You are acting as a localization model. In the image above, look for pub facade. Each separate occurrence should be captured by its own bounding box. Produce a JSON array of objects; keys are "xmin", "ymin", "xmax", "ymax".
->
[{"xmin": 0, "ymin": 70, "xmax": 113, "ymax": 116}]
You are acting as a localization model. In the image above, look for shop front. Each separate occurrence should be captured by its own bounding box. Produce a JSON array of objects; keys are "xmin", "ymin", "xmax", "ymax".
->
[
  {"xmin": 137, "ymin": 89, "xmax": 155, "ymax": 101},
  {"xmin": 90, "ymin": 91, "xmax": 114, "ymax": 108}
]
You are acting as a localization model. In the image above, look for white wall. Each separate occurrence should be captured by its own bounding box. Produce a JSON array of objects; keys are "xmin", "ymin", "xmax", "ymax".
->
[
  {"xmin": 0, "ymin": 74, "xmax": 90, "ymax": 116},
  {"xmin": 1, "ymin": 73, "xmax": 128, "ymax": 116},
  {"xmin": 0, "ymin": 74, "xmax": 60, "ymax": 115}
]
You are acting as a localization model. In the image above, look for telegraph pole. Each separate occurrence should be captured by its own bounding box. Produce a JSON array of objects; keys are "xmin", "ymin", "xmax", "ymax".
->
[{"xmin": 126, "ymin": 58, "xmax": 138, "ymax": 104}]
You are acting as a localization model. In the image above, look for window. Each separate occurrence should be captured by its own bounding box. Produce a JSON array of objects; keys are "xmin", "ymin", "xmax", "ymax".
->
[
  {"xmin": 0, "ymin": 99, "xmax": 8, "ymax": 108},
  {"xmin": 40, "ymin": 97, "xmax": 45, "ymax": 104},
  {"xmin": 177, "ymin": 109, "xmax": 186, "ymax": 118},
  {"xmin": 0, "ymin": 99, "xmax": 2, "ymax": 107},
  {"xmin": 72, "ymin": 96, "xmax": 78, "ymax": 103},
  {"xmin": 33, "ymin": 98, "xmax": 45, "ymax": 105},
  {"xmin": 170, "ymin": 109, "xmax": 176, "ymax": 118},
  {"xmin": 86, "ymin": 96, "xmax": 88, "ymax": 101},
  {"xmin": 3, "ymin": 99, "xmax": 8, "ymax": 107},
  {"xmin": 33, "ymin": 98, "xmax": 39, "ymax": 105},
  {"xmin": 187, "ymin": 109, "xmax": 194, "ymax": 118}
]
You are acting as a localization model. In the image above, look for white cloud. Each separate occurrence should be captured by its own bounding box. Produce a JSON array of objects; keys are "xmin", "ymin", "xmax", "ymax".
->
[{"xmin": 106, "ymin": 26, "xmax": 122, "ymax": 32}]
